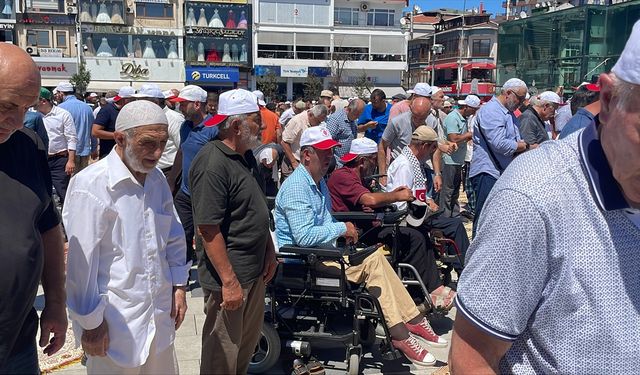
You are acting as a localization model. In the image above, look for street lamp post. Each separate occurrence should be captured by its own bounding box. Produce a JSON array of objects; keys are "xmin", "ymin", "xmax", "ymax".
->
[{"xmin": 457, "ymin": 0, "xmax": 467, "ymax": 96}]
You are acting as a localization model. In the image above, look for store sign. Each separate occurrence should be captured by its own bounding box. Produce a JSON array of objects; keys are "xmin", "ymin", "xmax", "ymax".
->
[
  {"xmin": 18, "ymin": 14, "xmax": 76, "ymax": 25},
  {"xmin": 0, "ymin": 23, "xmax": 15, "ymax": 29},
  {"xmin": 39, "ymin": 48, "xmax": 63, "ymax": 57},
  {"xmin": 120, "ymin": 61, "xmax": 150, "ymax": 79},
  {"xmin": 281, "ymin": 66, "xmax": 308, "ymax": 78},
  {"xmin": 35, "ymin": 62, "xmax": 78, "ymax": 78},
  {"xmin": 186, "ymin": 66, "xmax": 239, "ymax": 82},
  {"xmin": 185, "ymin": 27, "xmax": 246, "ymax": 38},
  {"xmin": 189, "ymin": 0, "xmax": 248, "ymax": 3},
  {"xmin": 81, "ymin": 25, "xmax": 180, "ymax": 36}
]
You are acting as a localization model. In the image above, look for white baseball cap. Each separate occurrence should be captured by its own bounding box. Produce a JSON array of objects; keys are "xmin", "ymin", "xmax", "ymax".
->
[
  {"xmin": 537, "ymin": 91, "xmax": 565, "ymax": 106},
  {"xmin": 170, "ymin": 85, "xmax": 208, "ymax": 103},
  {"xmin": 55, "ymin": 81, "xmax": 74, "ymax": 93},
  {"xmin": 163, "ymin": 90, "xmax": 177, "ymax": 100},
  {"xmin": 113, "ymin": 86, "xmax": 136, "ymax": 102},
  {"xmin": 458, "ymin": 95, "xmax": 481, "ymax": 108},
  {"xmin": 413, "ymin": 82, "xmax": 432, "ymax": 97},
  {"xmin": 115, "ymin": 100, "xmax": 168, "ymax": 132},
  {"xmin": 341, "ymin": 137, "xmax": 377, "ymax": 163},
  {"xmin": 300, "ymin": 126, "xmax": 340, "ymax": 150},
  {"xmin": 406, "ymin": 89, "xmax": 415, "ymax": 95},
  {"xmin": 88, "ymin": 92, "xmax": 98, "ymax": 98},
  {"xmin": 252, "ymin": 90, "xmax": 266, "ymax": 106},
  {"xmin": 204, "ymin": 89, "xmax": 259, "ymax": 127},
  {"xmin": 132, "ymin": 84, "xmax": 165, "ymax": 99},
  {"xmin": 430, "ymin": 86, "xmax": 443, "ymax": 96},
  {"xmin": 612, "ymin": 19, "xmax": 640, "ymax": 85}
]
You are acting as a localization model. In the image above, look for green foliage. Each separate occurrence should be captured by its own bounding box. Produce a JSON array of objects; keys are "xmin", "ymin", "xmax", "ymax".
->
[
  {"xmin": 303, "ymin": 72, "xmax": 323, "ymax": 101},
  {"xmin": 257, "ymin": 71, "xmax": 278, "ymax": 102},
  {"xmin": 70, "ymin": 62, "xmax": 91, "ymax": 95},
  {"xmin": 353, "ymin": 69, "xmax": 372, "ymax": 99}
]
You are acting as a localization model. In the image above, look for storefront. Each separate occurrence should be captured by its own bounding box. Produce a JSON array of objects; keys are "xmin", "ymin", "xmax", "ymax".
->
[
  {"xmin": 81, "ymin": 24, "xmax": 185, "ymax": 91},
  {"xmin": 184, "ymin": 0, "xmax": 252, "ymax": 90},
  {"xmin": 0, "ymin": 0, "xmax": 16, "ymax": 42},
  {"xmin": 33, "ymin": 56, "xmax": 78, "ymax": 87},
  {"xmin": 253, "ymin": 65, "xmax": 331, "ymax": 99}
]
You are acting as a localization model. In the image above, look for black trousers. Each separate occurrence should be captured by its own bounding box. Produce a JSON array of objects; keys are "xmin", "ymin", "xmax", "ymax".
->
[
  {"xmin": 439, "ymin": 163, "xmax": 463, "ymax": 218},
  {"xmin": 360, "ymin": 225, "xmax": 441, "ymax": 295},
  {"xmin": 48, "ymin": 155, "xmax": 70, "ymax": 206},
  {"xmin": 174, "ymin": 190, "xmax": 195, "ymax": 263}
]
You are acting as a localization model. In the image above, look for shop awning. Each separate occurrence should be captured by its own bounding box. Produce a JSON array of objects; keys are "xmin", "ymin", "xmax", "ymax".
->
[
  {"xmin": 423, "ymin": 65, "xmax": 434, "ymax": 71},
  {"xmin": 434, "ymin": 62, "xmax": 459, "ymax": 70},
  {"xmin": 463, "ymin": 62, "xmax": 496, "ymax": 70},
  {"xmin": 87, "ymin": 81, "xmax": 184, "ymax": 92}
]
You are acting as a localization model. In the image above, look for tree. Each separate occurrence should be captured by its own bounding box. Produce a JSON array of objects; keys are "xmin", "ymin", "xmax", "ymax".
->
[
  {"xmin": 257, "ymin": 71, "xmax": 278, "ymax": 102},
  {"xmin": 303, "ymin": 72, "xmax": 322, "ymax": 101},
  {"xmin": 328, "ymin": 37, "xmax": 356, "ymax": 94},
  {"xmin": 70, "ymin": 62, "xmax": 91, "ymax": 95},
  {"xmin": 353, "ymin": 69, "xmax": 372, "ymax": 99}
]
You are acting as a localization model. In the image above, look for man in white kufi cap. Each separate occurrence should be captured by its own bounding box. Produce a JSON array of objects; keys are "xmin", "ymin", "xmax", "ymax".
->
[
  {"xmin": 450, "ymin": 20, "xmax": 640, "ymax": 373},
  {"xmin": 64, "ymin": 100, "xmax": 190, "ymax": 374}
]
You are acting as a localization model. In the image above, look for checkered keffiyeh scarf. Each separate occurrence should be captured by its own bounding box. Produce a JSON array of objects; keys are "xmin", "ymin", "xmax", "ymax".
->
[{"xmin": 401, "ymin": 146, "xmax": 427, "ymax": 192}]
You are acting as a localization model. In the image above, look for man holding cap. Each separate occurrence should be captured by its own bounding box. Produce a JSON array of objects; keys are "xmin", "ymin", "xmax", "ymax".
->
[
  {"xmin": 276, "ymin": 126, "xmax": 447, "ymax": 367},
  {"xmin": 189, "ymin": 89, "xmax": 277, "ymax": 375},
  {"xmin": 170, "ymin": 85, "xmax": 218, "ymax": 265},
  {"xmin": 56, "ymin": 81, "xmax": 97, "ymax": 173},
  {"xmin": 449, "ymin": 20, "xmax": 640, "ymax": 373},
  {"xmin": 36, "ymin": 87, "xmax": 77, "ymax": 206},
  {"xmin": 518, "ymin": 91, "xmax": 565, "ymax": 145},
  {"xmin": 93, "ymin": 86, "xmax": 136, "ymax": 159},
  {"xmin": 64, "ymin": 100, "xmax": 190, "ymax": 374},
  {"xmin": 440, "ymin": 95, "xmax": 481, "ymax": 218}
]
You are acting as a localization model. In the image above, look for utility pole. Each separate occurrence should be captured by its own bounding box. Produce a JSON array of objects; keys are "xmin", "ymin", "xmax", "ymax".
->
[{"xmin": 457, "ymin": 0, "xmax": 466, "ymax": 96}]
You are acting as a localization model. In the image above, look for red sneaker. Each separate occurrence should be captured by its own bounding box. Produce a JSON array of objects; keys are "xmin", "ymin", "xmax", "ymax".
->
[
  {"xmin": 406, "ymin": 318, "xmax": 448, "ymax": 348},
  {"xmin": 391, "ymin": 335, "xmax": 436, "ymax": 366}
]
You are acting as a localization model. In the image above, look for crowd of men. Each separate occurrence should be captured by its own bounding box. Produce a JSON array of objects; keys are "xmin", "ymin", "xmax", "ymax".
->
[{"xmin": 1, "ymin": 18, "xmax": 639, "ymax": 375}]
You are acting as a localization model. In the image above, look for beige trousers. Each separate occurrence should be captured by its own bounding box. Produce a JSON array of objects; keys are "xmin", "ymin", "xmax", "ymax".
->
[
  {"xmin": 86, "ymin": 340, "xmax": 178, "ymax": 375},
  {"xmin": 319, "ymin": 250, "xmax": 421, "ymax": 327},
  {"xmin": 200, "ymin": 280, "xmax": 266, "ymax": 375}
]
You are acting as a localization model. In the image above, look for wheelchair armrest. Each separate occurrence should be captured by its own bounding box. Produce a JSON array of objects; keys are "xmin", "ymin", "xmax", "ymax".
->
[
  {"xmin": 278, "ymin": 245, "xmax": 346, "ymax": 260},
  {"xmin": 331, "ymin": 209, "xmax": 408, "ymax": 225}
]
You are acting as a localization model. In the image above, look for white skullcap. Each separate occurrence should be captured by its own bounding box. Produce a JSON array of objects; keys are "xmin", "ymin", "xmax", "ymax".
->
[
  {"xmin": 115, "ymin": 100, "xmax": 168, "ymax": 132},
  {"xmin": 502, "ymin": 78, "xmax": 528, "ymax": 91},
  {"xmin": 612, "ymin": 20, "xmax": 640, "ymax": 86}
]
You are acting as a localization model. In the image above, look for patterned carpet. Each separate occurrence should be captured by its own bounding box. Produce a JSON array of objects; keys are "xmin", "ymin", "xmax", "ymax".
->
[{"xmin": 38, "ymin": 325, "xmax": 83, "ymax": 373}]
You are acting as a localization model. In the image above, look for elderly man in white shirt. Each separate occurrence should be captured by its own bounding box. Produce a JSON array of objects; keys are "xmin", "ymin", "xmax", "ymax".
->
[
  {"xmin": 63, "ymin": 100, "xmax": 190, "ymax": 374},
  {"xmin": 37, "ymin": 86, "xmax": 77, "ymax": 205}
]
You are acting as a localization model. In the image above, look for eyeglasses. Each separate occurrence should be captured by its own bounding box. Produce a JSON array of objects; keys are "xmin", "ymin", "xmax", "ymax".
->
[{"xmin": 510, "ymin": 91, "xmax": 526, "ymax": 103}]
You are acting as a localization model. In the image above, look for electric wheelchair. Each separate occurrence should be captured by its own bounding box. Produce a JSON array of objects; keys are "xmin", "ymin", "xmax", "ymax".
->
[{"xmin": 249, "ymin": 204, "xmax": 450, "ymax": 374}]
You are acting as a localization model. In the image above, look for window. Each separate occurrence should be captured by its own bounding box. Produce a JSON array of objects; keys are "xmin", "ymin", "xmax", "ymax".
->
[
  {"xmin": 472, "ymin": 39, "xmax": 491, "ymax": 57},
  {"xmin": 136, "ymin": 3, "xmax": 173, "ymax": 18},
  {"xmin": 27, "ymin": 30, "xmax": 51, "ymax": 47},
  {"xmin": 28, "ymin": 0, "xmax": 63, "ymax": 12},
  {"xmin": 366, "ymin": 9, "xmax": 394, "ymax": 27},
  {"xmin": 334, "ymin": 7, "xmax": 358, "ymax": 25},
  {"xmin": 55, "ymin": 31, "xmax": 67, "ymax": 48}
]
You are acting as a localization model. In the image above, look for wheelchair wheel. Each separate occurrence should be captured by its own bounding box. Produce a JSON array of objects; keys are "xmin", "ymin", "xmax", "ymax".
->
[
  {"xmin": 249, "ymin": 322, "xmax": 281, "ymax": 374},
  {"xmin": 348, "ymin": 353, "xmax": 360, "ymax": 375}
]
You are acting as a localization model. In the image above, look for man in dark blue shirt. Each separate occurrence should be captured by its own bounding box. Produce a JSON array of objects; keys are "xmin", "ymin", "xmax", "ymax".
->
[
  {"xmin": 358, "ymin": 89, "xmax": 391, "ymax": 143},
  {"xmin": 171, "ymin": 85, "xmax": 219, "ymax": 266},
  {"xmin": 92, "ymin": 86, "xmax": 135, "ymax": 159}
]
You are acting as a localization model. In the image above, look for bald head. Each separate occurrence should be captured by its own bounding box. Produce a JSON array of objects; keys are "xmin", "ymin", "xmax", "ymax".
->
[
  {"xmin": 0, "ymin": 44, "xmax": 41, "ymax": 143},
  {"xmin": 409, "ymin": 97, "xmax": 432, "ymax": 125}
]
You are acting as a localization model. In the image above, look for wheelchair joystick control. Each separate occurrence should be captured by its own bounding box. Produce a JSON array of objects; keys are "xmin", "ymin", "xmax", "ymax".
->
[{"xmin": 286, "ymin": 340, "xmax": 311, "ymax": 356}]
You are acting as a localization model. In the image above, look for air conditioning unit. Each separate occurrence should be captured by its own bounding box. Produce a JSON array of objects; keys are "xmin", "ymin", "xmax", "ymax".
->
[
  {"xmin": 25, "ymin": 46, "xmax": 38, "ymax": 56},
  {"xmin": 66, "ymin": 5, "xmax": 77, "ymax": 13},
  {"xmin": 126, "ymin": 6, "xmax": 134, "ymax": 13},
  {"xmin": 359, "ymin": 2, "xmax": 369, "ymax": 12},
  {"xmin": 66, "ymin": 0, "xmax": 76, "ymax": 5}
]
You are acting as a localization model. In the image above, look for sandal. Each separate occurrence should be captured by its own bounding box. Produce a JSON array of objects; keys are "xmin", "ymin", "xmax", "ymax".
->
[
  {"xmin": 431, "ymin": 286, "xmax": 456, "ymax": 311},
  {"xmin": 307, "ymin": 359, "xmax": 326, "ymax": 375}
]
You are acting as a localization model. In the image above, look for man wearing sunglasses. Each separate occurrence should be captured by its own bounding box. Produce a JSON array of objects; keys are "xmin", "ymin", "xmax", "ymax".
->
[{"xmin": 468, "ymin": 78, "xmax": 537, "ymax": 237}]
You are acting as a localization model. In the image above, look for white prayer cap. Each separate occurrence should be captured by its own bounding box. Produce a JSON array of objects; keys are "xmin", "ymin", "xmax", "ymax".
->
[
  {"xmin": 113, "ymin": 86, "xmax": 136, "ymax": 101},
  {"xmin": 115, "ymin": 100, "xmax": 168, "ymax": 132},
  {"xmin": 612, "ymin": 20, "xmax": 640, "ymax": 86},
  {"xmin": 55, "ymin": 81, "xmax": 74, "ymax": 92},
  {"xmin": 132, "ymin": 84, "xmax": 165, "ymax": 99},
  {"xmin": 502, "ymin": 78, "xmax": 527, "ymax": 91},
  {"xmin": 537, "ymin": 91, "xmax": 565, "ymax": 106},
  {"xmin": 459, "ymin": 94, "xmax": 481, "ymax": 108},
  {"xmin": 413, "ymin": 82, "xmax": 432, "ymax": 97}
]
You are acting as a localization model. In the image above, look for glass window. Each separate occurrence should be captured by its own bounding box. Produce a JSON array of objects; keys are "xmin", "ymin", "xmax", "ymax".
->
[
  {"xmin": 56, "ymin": 31, "xmax": 67, "ymax": 48},
  {"xmin": 29, "ymin": 0, "xmax": 62, "ymax": 12},
  {"xmin": 82, "ymin": 33, "xmax": 180, "ymax": 59},
  {"xmin": 334, "ymin": 7, "xmax": 358, "ymax": 26},
  {"xmin": 472, "ymin": 39, "xmax": 491, "ymax": 56},
  {"xmin": 366, "ymin": 9, "xmax": 394, "ymax": 27},
  {"xmin": 136, "ymin": 3, "xmax": 173, "ymax": 18},
  {"xmin": 28, "ymin": 30, "xmax": 51, "ymax": 47}
]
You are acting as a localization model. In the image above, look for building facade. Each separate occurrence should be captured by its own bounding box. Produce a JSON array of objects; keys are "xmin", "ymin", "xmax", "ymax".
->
[
  {"xmin": 252, "ymin": 0, "xmax": 408, "ymax": 100},
  {"xmin": 1, "ymin": 0, "xmax": 16, "ymax": 43},
  {"xmin": 497, "ymin": 0, "xmax": 640, "ymax": 90},
  {"xmin": 408, "ymin": 12, "xmax": 498, "ymax": 97}
]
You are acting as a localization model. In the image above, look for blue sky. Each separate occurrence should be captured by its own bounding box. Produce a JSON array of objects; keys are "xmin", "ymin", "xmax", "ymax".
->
[{"xmin": 408, "ymin": 0, "xmax": 504, "ymax": 17}]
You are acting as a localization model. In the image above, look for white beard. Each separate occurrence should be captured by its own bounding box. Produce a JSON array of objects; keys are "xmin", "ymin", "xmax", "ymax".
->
[{"xmin": 124, "ymin": 145, "xmax": 154, "ymax": 174}]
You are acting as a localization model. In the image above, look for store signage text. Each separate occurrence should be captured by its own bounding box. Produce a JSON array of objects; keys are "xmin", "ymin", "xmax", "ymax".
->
[
  {"xmin": 39, "ymin": 48, "xmax": 63, "ymax": 57},
  {"xmin": 120, "ymin": 62, "xmax": 150, "ymax": 79},
  {"xmin": 0, "ymin": 23, "xmax": 15, "ymax": 29},
  {"xmin": 38, "ymin": 63, "xmax": 69, "ymax": 72},
  {"xmin": 281, "ymin": 66, "xmax": 308, "ymax": 78},
  {"xmin": 18, "ymin": 14, "xmax": 76, "ymax": 25},
  {"xmin": 185, "ymin": 27, "xmax": 246, "ymax": 38}
]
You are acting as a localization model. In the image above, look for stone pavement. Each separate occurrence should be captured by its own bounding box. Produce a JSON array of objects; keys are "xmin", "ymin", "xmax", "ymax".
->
[{"xmin": 46, "ymin": 267, "xmax": 456, "ymax": 375}]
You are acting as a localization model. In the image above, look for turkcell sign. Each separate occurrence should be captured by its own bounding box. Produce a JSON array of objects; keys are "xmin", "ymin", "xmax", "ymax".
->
[{"xmin": 186, "ymin": 67, "xmax": 239, "ymax": 83}]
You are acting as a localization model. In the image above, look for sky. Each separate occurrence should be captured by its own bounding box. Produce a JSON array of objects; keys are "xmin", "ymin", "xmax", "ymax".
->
[{"xmin": 407, "ymin": 0, "xmax": 504, "ymax": 17}]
